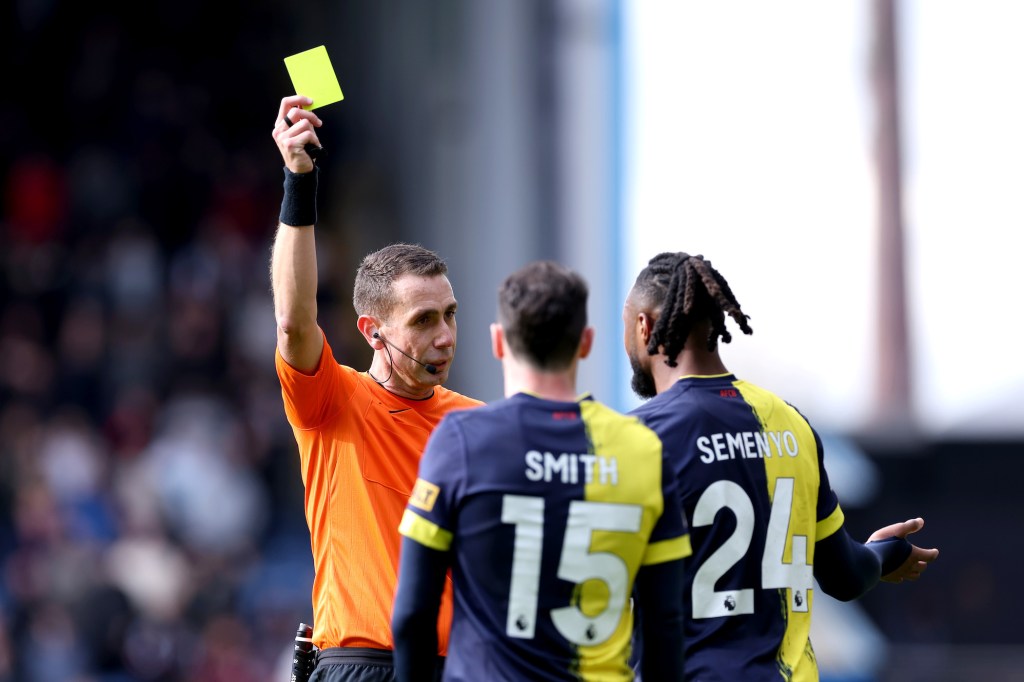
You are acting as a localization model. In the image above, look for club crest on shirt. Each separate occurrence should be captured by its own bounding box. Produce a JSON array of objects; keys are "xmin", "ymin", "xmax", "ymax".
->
[{"xmin": 409, "ymin": 478, "xmax": 441, "ymax": 512}]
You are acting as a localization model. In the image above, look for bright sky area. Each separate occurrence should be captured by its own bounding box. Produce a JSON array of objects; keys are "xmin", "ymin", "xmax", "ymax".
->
[{"xmin": 621, "ymin": 0, "xmax": 1024, "ymax": 438}]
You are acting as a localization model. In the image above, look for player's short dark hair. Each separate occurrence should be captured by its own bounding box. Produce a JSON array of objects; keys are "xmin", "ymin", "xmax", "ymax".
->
[
  {"xmin": 498, "ymin": 261, "xmax": 588, "ymax": 371},
  {"xmin": 353, "ymin": 243, "xmax": 448, "ymax": 318},
  {"xmin": 632, "ymin": 252, "xmax": 752, "ymax": 367}
]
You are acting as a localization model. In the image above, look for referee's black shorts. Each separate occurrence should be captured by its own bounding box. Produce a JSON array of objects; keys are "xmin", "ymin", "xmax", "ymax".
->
[{"xmin": 310, "ymin": 647, "xmax": 444, "ymax": 682}]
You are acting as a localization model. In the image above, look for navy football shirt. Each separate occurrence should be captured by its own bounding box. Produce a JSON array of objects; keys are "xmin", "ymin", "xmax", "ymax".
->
[
  {"xmin": 400, "ymin": 393, "xmax": 691, "ymax": 681},
  {"xmin": 630, "ymin": 374, "xmax": 844, "ymax": 682}
]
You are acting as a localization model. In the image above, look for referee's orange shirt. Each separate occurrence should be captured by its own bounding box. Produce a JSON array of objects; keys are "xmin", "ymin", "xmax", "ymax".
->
[{"xmin": 276, "ymin": 337, "xmax": 483, "ymax": 654}]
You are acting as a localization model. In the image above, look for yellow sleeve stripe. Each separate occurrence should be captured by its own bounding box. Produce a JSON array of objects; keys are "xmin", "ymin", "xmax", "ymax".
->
[
  {"xmin": 398, "ymin": 509, "xmax": 453, "ymax": 552},
  {"xmin": 816, "ymin": 504, "xmax": 846, "ymax": 541},
  {"xmin": 642, "ymin": 534, "xmax": 692, "ymax": 566}
]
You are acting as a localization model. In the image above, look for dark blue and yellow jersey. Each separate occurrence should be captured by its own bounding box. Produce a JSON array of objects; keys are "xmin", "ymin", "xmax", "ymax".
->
[
  {"xmin": 630, "ymin": 374, "xmax": 844, "ymax": 682},
  {"xmin": 399, "ymin": 392, "xmax": 691, "ymax": 681}
]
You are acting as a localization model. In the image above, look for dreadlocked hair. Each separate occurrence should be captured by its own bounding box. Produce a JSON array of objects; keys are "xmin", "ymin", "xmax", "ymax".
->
[{"xmin": 636, "ymin": 252, "xmax": 753, "ymax": 367}]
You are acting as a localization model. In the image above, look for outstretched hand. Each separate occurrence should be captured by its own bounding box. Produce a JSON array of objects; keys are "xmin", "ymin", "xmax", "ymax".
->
[
  {"xmin": 868, "ymin": 517, "xmax": 939, "ymax": 583},
  {"xmin": 272, "ymin": 95, "xmax": 323, "ymax": 174}
]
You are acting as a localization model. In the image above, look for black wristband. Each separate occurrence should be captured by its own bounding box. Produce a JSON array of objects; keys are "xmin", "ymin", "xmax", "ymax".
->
[{"xmin": 279, "ymin": 166, "xmax": 319, "ymax": 226}]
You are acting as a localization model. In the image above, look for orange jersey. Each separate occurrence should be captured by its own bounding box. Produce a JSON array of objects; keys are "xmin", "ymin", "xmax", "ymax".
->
[{"xmin": 276, "ymin": 337, "xmax": 483, "ymax": 653}]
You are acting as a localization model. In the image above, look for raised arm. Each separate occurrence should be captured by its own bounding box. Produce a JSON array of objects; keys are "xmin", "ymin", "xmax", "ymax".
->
[{"xmin": 271, "ymin": 95, "xmax": 325, "ymax": 372}]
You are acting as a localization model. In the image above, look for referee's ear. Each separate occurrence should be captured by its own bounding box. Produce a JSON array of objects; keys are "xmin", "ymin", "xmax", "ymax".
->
[
  {"xmin": 356, "ymin": 315, "xmax": 384, "ymax": 349},
  {"xmin": 490, "ymin": 323, "xmax": 505, "ymax": 361}
]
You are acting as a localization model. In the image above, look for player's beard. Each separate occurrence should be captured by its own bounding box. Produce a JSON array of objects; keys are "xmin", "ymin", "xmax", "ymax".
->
[{"xmin": 629, "ymin": 352, "xmax": 657, "ymax": 400}]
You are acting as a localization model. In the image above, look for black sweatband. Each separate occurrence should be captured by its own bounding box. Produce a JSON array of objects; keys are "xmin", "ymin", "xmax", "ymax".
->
[{"xmin": 280, "ymin": 166, "xmax": 318, "ymax": 226}]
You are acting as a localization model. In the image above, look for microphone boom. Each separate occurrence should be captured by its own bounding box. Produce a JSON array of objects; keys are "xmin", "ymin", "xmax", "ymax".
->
[{"xmin": 373, "ymin": 332, "xmax": 439, "ymax": 375}]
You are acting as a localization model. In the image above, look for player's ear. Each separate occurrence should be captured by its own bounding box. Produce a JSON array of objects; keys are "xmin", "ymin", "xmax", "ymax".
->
[
  {"xmin": 577, "ymin": 326, "xmax": 594, "ymax": 360},
  {"xmin": 490, "ymin": 323, "xmax": 504, "ymax": 361},
  {"xmin": 637, "ymin": 312, "xmax": 654, "ymax": 346}
]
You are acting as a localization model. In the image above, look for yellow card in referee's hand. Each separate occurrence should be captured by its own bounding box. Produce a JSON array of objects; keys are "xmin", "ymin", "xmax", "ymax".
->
[{"xmin": 284, "ymin": 45, "xmax": 344, "ymax": 110}]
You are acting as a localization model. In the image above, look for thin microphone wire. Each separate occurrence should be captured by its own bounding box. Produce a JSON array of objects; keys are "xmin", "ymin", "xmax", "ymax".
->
[
  {"xmin": 368, "ymin": 333, "xmax": 395, "ymax": 385},
  {"xmin": 373, "ymin": 332, "xmax": 438, "ymax": 375}
]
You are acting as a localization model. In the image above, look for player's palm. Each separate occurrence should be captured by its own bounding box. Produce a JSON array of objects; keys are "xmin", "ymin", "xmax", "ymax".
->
[{"xmin": 868, "ymin": 517, "xmax": 939, "ymax": 583}]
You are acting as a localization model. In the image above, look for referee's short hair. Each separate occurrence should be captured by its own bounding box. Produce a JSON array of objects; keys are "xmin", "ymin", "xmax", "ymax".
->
[
  {"xmin": 353, "ymin": 243, "xmax": 448, "ymax": 318},
  {"xmin": 498, "ymin": 261, "xmax": 588, "ymax": 371}
]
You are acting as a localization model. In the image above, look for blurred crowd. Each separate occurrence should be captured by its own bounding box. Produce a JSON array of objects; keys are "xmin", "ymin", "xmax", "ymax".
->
[
  {"xmin": 0, "ymin": 3, "xmax": 348, "ymax": 680},
  {"xmin": 0, "ymin": 186, "xmax": 316, "ymax": 681}
]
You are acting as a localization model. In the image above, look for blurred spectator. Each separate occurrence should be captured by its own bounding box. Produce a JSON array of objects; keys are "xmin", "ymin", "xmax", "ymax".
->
[{"xmin": 139, "ymin": 393, "xmax": 268, "ymax": 556}]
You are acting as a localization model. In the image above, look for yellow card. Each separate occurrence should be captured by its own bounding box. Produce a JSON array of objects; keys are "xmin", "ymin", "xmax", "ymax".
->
[{"xmin": 284, "ymin": 45, "xmax": 344, "ymax": 110}]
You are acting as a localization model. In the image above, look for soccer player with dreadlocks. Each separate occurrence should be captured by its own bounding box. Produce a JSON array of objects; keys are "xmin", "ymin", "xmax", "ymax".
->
[{"xmin": 623, "ymin": 252, "xmax": 939, "ymax": 682}]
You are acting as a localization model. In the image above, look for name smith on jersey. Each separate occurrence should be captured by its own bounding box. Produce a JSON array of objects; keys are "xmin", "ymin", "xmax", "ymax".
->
[{"xmin": 524, "ymin": 450, "xmax": 619, "ymax": 485}]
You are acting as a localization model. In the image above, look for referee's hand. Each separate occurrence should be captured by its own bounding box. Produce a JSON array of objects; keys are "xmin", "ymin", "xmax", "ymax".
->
[{"xmin": 273, "ymin": 95, "xmax": 322, "ymax": 173}]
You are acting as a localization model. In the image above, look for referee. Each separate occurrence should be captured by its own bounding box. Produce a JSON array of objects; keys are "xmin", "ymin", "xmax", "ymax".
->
[{"xmin": 271, "ymin": 94, "xmax": 483, "ymax": 682}]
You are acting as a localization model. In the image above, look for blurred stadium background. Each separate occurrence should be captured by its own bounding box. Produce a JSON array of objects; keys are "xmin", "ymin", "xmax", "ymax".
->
[{"xmin": 1, "ymin": 1, "xmax": 1020, "ymax": 680}]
